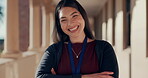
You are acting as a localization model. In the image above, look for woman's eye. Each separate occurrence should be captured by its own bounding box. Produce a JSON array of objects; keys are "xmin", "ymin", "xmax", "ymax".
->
[
  {"xmin": 73, "ymin": 15, "xmax": 78, "ymax": 18},
  {"xmin": 61, "ymin": 20, "xmax": 67, "ymax": 22}
]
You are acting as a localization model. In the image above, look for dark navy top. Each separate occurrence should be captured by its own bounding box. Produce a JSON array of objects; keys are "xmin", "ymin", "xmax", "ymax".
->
[
  {"xmin": 57, "ymin": 41, "xmax": 99, "ymax": 75},
  {"xmin": 36, "ymin": 40, "xmax": 119, "ymax": 78}
]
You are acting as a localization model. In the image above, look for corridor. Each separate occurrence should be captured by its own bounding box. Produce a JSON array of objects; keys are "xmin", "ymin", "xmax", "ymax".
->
[{"xmin": 0, "ymin": 0, "xmax": 148, "ymax": 78}]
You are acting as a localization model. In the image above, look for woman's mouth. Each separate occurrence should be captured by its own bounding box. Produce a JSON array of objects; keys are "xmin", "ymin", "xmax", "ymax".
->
[{"xmin": 68, "ymin": 26, "xmax": 79, "ymax": 32}]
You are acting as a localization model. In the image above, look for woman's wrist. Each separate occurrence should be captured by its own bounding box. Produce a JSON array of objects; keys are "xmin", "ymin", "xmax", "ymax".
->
[{"xmin": 81, "ymin": 75, "xmax": 87, "ymax": 78}]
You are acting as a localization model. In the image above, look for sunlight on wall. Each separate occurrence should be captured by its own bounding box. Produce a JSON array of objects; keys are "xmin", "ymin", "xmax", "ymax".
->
[
  {"xmin": 107, "ymin": 18, "xmax": 113, "ymax": 44},
  {"xmin": 102, "ymin": 22, "xmax": 107, "ymax": 40}
]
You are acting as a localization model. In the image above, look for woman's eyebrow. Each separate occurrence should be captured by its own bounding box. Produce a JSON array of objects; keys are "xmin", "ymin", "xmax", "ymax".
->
[
  {"xmin": 70, "ymin": 11, "xmax": 78, "ymax": 16},
  {"xmin": 60, "ymin": 11, "xmax": 78, "ymax": 19},
  {"xmin": 60, "ymin": 17, "xmax": 66, "ymax": 19}
]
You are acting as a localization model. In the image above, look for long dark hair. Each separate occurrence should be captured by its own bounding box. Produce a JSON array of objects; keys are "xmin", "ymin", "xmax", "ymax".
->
[{"xmin": 53, "ymin": 0, "xmax": 94, "ymax": 43}]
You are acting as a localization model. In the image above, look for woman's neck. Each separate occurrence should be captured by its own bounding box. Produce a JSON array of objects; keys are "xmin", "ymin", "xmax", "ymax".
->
[{"xmin": 69, "ymin": 34, "xmax": 85, "ymax": 43}]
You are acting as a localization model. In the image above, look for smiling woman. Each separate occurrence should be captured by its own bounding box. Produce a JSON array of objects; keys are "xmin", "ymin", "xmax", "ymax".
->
[
  {"xmin": 35, "ymin": 0, "xmax": 119, "ymax": 78},
  {"xmin": 59, "ymin": 7, "xmax": 85, "ymax": 42}
]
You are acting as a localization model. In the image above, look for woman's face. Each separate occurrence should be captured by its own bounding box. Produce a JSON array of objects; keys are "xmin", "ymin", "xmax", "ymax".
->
[{"xmin": 59, "ymin": 7, "xmax": 85, "ymax": 38}]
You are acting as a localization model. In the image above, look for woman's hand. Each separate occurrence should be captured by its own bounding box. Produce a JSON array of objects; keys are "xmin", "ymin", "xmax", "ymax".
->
[
  {"xmin": 82, "ymin": 71, "xmax": 114, "ymax": 78},
  {"xmin": 51, "ymin": 68, "xmax": 114, "ymax": 78},
  {"xmin": 51, "ymin": 68, "xmax": 56, "ymax": 75}
]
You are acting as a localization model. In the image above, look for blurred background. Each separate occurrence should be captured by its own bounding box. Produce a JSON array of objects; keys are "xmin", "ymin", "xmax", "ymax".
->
[{"xmin": 0, "ymin": 0, "xmax": 148, "ymax": 78}]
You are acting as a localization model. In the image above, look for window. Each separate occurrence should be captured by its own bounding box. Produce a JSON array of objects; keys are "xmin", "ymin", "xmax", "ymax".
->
[
  {"xmin": 0, "ymin": 0, "xmax": 6, "ymax": 54},
  {"xmin": 0, "ymin": 6, "xmax": 3, "ymax": 53},
  {"xmin": 123, "ymin": 0, "xmax": 131, "ymax": 49}
]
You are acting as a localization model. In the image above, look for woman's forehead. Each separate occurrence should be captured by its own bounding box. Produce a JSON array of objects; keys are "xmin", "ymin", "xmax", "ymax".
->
[{"xmin": 59, "ymin": 7, "xmax": 80, "ymax": 18}]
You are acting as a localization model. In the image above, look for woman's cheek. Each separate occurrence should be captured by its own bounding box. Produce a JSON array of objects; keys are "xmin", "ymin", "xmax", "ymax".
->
[{"xmin": 61, "ymin": 22, "xmax": 67, "ymax": 27}]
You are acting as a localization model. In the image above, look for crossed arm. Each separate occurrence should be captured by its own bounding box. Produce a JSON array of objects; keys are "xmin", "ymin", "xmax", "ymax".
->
[
  {"xmin": 36, "ymin": 51, "xmax": 117, "ymax": 78},
  {"xmin": 35, "ymin": 42, "xmax": 118, "ymax": 78},
  {"xmin": 51, "ymin": 68, "xmax": 114, "ymax": 78}
]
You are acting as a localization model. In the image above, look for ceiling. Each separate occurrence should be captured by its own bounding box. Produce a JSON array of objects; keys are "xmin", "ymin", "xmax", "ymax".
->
[{"xmin": 52, "ymin": 0, "xmax": 107, "ymax": 17}]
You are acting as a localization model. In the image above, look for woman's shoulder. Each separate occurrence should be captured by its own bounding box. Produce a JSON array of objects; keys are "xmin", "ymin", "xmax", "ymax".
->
[
  {"xmin": 95, "ymin": 40, "xmax": 111, "ymax": 45},
  {"xmin": 95, "ymin": 40, "xmax": 113, "ymax": 49},
  {"xmin": 95, "ymin": 40, "xmax": 115, "ymax": 54},
  {"xmin": 45, "ymin": 41, "xmax": 63, "ymax": 52}
]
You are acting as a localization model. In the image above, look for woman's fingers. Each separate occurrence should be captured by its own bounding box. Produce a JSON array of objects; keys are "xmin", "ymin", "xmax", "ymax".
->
[
  {"xmin": 99, "ymin": 71, "xmax": 114, "ymax": 75},
  {"xmin": 82, "ymin": 72, "xmax": 114, "ymax": 78},
  {"xmin": 82, "ymin": 74, "xmax": 114, "ymax": 78},
  {"xmin": 97, "ymin": 72, "xmax": 114, "ymax": 78},
  {"xmin": 51, "ymin": 68, "xmax": 56, "ymax": 75},
  {"xmin": 50, "ymin": 70, "xmax": 113, "ymax": 78},
  {"xmin": 99, "ymin": 75, "xmax": 114, "ymax": 78}
]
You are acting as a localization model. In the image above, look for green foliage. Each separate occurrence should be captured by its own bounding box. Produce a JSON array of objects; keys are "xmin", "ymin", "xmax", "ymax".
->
[
  {"xmin": 0, "ymin": 49, "xmax": 3, "ymax": 53},
  {"xmin": 0, "ymin": 6, "xmax": 3, "ymax": 22},
  {"xmin": 0, "ymin": 7, "xmax": 2, "ymax": 15}
]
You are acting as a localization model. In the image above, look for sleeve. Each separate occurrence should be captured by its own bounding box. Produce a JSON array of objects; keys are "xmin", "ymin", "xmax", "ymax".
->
[
  {"xmin": 35, "ymin": 44, "xmax": 82, "ymax": 78},
  {"xmin": 101, "ymin": 41, "xmax": 119, "ymax": 78}
]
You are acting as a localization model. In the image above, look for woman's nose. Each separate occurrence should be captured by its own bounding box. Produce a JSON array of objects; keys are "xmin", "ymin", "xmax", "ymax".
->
[
  {"xmin": 68, "ymin": 19, "xmax": 75, "ymax": 26},
  {"xmin": 68, "ymin": 20, "xmax": 72, "ymax": 26}
]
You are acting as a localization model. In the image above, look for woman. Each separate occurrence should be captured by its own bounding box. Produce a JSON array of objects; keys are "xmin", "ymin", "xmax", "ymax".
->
[{"xmin": 36, "ymin": 0, "xmax": 119, "ymax": 78}]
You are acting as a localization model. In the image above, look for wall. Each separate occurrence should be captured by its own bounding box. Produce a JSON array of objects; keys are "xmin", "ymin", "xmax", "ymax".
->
[
  {"xmin": 95, "ymin": 0, "xmax": 131, "ymax": 77},
  {"xmin": 94, "ymin": 0, "xmax": 148, "ymax": 78},
  {"xmin": 131, "ymin": 0, "xmax": 148, "ymax": 78},
  {"xmin": 0, "ymin": 52, "xmax": 41, "ymax": 78}
]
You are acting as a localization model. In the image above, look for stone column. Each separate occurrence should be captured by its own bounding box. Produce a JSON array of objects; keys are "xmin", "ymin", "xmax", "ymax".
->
[
  {"xmin": 19, "ymin": 0, "xmax": 29, "ymax": 52},
  {"xmin": 49, "ymin": 12, "xmax": 54, "ymax": 45},
  {"xmin": 41, "ymin": 6, "xmax": 50, "ymax": 50},
  {"xmin": 1, "ymin": 0, "xmax": 21, "ymax": 58},
  {"xmin": 102, "ymin": 6, "xmax": 107, "ymax": 41},
  {"xmin": 107, "ymin": 0, "xmax": 113, "ymax": 44},
  {"xmin": 28, "ymin": 0, "xmax": 41, "ymax": 51}
]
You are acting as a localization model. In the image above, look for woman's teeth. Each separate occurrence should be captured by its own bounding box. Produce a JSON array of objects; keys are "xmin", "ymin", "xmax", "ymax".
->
[{"xmin": 69, "ymin": 26, "xmax": 78, "ymax": 31}]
